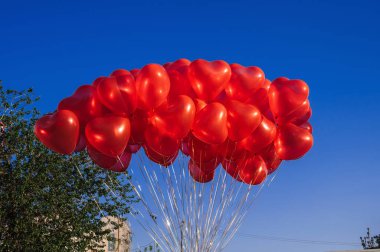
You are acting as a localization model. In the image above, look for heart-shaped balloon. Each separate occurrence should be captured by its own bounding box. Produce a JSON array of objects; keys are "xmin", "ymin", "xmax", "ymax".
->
[
  {"xmin": 222, "ymin": 159, "xmax": 242, "ymax": 181},
  {"xmin": 167, "ymin": 65, "xmax": 195, "ymax": 100},
  {"xmin": 299, "ymin": 121, "xmax": 313, "ymax": 133},
  {"xmin": 144, "ymin": 123, "xmax": 180, "ymax": 157},
  {"xmin": 218, "ymin": 139, "xmax": 247, "ymax": 161},
  {"xmin": 136, "ymin": 64, "xmax": 170, "ymax": 110},
  {"xmin": 274, "ymin": 123, "xmax": 313, "ymax": 160},
  {"xmin": 188, "ymin": 159, "xmax": 215, "ymax": 183},
  {"xmin": 58, "ymin": 85, "xmax": 107, "ymax": 127},
  {"xmin": 143, "ymin": 145, "xmax": 178, "ymax": 167},
  {"xmin": 87, "ymin": 144, "xmax": 131, "ymax": 172},
  {"xmin": 259, "ymin": 144, "xmax": 282, "ymax": 174},
  {"xmin": 194, "ymin": 98, "xmax": 207, "ymax": 112},
  {"xmin": 125, "ymin": 144, "xmax": 141, "ymax": 153},
  {"xmin": 192, "ymin": 102, "xmax": 228, "ymax": 145},
  {"xmin": 180, "ymin": 136, "xmax": 191, "ymax": 156},
  {"xmin": 238, "ymin": 155, "xmax": 268, "ymax": 185},
  {"xmin": 193, "ymin": 158, "xmax": 220, "ymax": 174},
  {"xmin": 93, "ymin": 77, "xmax": 107, "ymax": 89},
  {"xmin": 295, "ymin": 107, "xmax": 312, "ymax": 126},
  {"xmin": 164, "ymin": 58, "xmax": 191, "ymax": 71},
  {"xmin": 276, "ymin": 100, "xmax": 311, "ymax": 125},
  {"xmin": 74, "ymin": 134, "xmax": 87, "ymax": 152},
  {"xmin": 187, "ymin": 134, "xmax": 220, "ymax": 163},
  {"xmin": 85, "ymin": 116, "xmax": 130, "ymax": 157},
  {"xmin": 225, "ymin": 64, "xmax": 265, "ymax": 101},
  {"xmin": 188, "ymin": 59, "xmax": 231, "ymax": 101},
  {"xmin": 110, "ymin": 69, "xmax": 132, "ymax": 77},
  {"xmin": 150, "ymin": 95, "xmax": 196, "ymax": 139},
  {"xmin": 96, "ymin": 75, "xmax": 137, "ymax": 116},
  {"xmin": 262, "ymin": 79, "xmax": 271, "ymax": 90},
  {"xmin": 129, "ymin": 109, "xmax": 148, "ymax": 145},
  {"xmin": 226, "ymin": 100, "xmax": 262, "ymax": 141},
  {"xmin": 215, "ymin": 90, "xmax": 228, "ymax": 104},
  {"xmin": 268, "ymin": 77, "xmax": 309, "ymax": 119},
  {"xmin": 241, "ymin": 116, "xmax": 277, "ymax": 154},
  {"xmin": 130, "ymin": 69, "xmax": 140, "ymax": 79},
  {"xmin": 110, "ymin": 151, "xmax": 132, "ymax": 172},
  {"xmin": 34, "ymin": 110, "xmax": 79, "ymax": 155},
  {"xmin": 246, "ymin": 87, "xmax": 270, "ymax": 113}
]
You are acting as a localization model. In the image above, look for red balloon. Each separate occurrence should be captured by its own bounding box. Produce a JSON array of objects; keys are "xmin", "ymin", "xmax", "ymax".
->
[
  {"xmin": 85, "ymin": 116, "xmax": 130, "ymax": 157},
  {"xmin": 262, "ymin": 79, "xmax": 271, "ymax": 91},
  {"xmin": 226, "ymin": 100, "xmax": 262, "ymax": 141},
  {"xmin": 167, "ymin": 65, "xmax": 195, "ymax": 99},
  {"xmin": 126, "ymin": 144, "xmax": 141, "ymax": 153},
  {"xmin": 268, "ymin": 77, "xmax": 309, "ymax": 119},
  {"xmin": 218, "ymin": 139, "xmax": 247, "ymax": 161},
  {"xmin": 192, "ymin": 102, "xmax": 228, "ymax": 145},
  {"xmin": 150, "ymin": 95, "xmax": 196, "ymax": 139},
  {"xmin": 136, "ymin": 64, "xmax": 170, "ymax": 110},
  {"xmin": 110, "ymin": 69, "xmax": 131, "ymax": 77},
  {"xmin": 295, "ymin": 107, "xmax": 312, "ymax": 126},
  {"xmin": 143, "ymin": 145, "xmax": 178, "ymax": 167},
  {"xmin": 165, "ymin": 58, "xmax": 191, "ymax": 71},
  {"xmin": 260, "ymin": 144, "xmax": 282, "ymax": 174},
  {"xmin": 129, "ymin": 109, "xmax": 148, "ymax": 144},
  {"xmin": 276, "ymin": 100, "xmax": 311, "ymax": 125},
  {"xmin": 74, "ymin": 134, "xmax": 87, "ymax": 152},
  {"xmin": 241, "ymin": 116, "xmax": 277, "ymax": 154},
  {"xmin": 188, "ymin": 159, "xmax": 215, "ymax": 183},
  {"xmin": 264, "ymin": 109, "xmax": 275, "ymax": 123},
  {"xmin": 87, "ymin": 144, "xmax": 131, "ymax": 172},
  {"xmin": 58, "ymin": 85, "xmax": 107, "ymax": 127},
  {"xmin": 180, "ymin": 135, "xmax": 191, "ymax": 156},
  {"xmin": 222, "ymin": 159, "xmax": 242, "ymax": 181},
  {"xmin": 215, "ymin": 90, "xmax": 228, "ymax": 104},
  {"xmin": 130, "ymin": 69, "xmax": 140, "ymax": 79},
  {"xmin": 246, "ymin": 87, "xmax": 270, "ymax": 113},
  {"xmin": 193, "ymin": 158, "xmax": 219, "ymax": 174},
  {"xmin": 96, "ymin": 75, "xmax": 137, "ymax": 116},
  {"xmin": 274, "ymin": 123, "xmax": 313, "ymax": 160},
  {"xmin": 188, "ymin": 59, "xmax": 231, "ymax": 101},
  {"xmin": 144, "ymin": 123, "xmax": 180, "ymax": 157},
  {"xmin": 34, "ymin": 110, "xmax": 79, "ymax": 155},
  {"xmin": 225, "ymin": 64, "xmax": 265, "ymax": 101},
  {"xmin": 93, "ymin": 76, "xmax": 107, "ymax": 89},
  {"xmin": 238, "ymin": 155, "xmax": 268, "ymax": 185},
  {"xmin": 299, "ymin": 121, "xmax": 313, "ymax": 133},
  {"xmin": 194, "ymin": 98, "xmax": 207, "ymax": 112},
  {"xmin": 87, "ymin": 144, "xmax": 117, "ymax": 168},
  {"xmin": 110, "ymin": 150, "xmax": 132, "ymax": 172},
  {"xmin": 187, "ymin": 134, "xmax": 220, "ymax": 163}
]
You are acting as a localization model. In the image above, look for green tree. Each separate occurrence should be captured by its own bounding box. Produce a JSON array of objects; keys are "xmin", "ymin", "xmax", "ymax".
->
[
  {"xmin": 360, "ymin": 228, "xmax": 380, "ymax": 249},
  {"xmin": 0, "ymin": 82, "xmax": 138, "ymax": 251}
]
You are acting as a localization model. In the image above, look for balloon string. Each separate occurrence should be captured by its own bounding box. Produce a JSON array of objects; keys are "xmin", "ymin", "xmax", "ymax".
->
[
  {"xmin": 268, "ymin": 166, "xmax": 281, "ymax": 187},
  {"xmin": 115, "ymin": 142, "xmax": 279, "ymax": 252},
  {"xmin": 134, "ymin": 151, "xmax": 264, "ymax": 251},
  {"xmin": 133, "ymin": 151, "xmax": 180, "ymax": 251}
]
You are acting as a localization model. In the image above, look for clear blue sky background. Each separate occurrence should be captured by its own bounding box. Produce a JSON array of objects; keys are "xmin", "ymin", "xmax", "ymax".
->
[{"xmin": 1, "ymin": 0, "xmax": 379, "ymax": 251}]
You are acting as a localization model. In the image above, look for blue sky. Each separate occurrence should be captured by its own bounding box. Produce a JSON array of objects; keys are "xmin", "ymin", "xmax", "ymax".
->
[{"xmin": 1, "ymin": 0, "xmax": 380, "ymax": 251}]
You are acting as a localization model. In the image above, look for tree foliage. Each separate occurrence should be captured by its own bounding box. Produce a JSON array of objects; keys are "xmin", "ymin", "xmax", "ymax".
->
[
  {"xmin": 0, "ymin": 82, "xmax": 138, "ymax": 251},
  {"xmin": 361, "ymin": 228, "xmax": 380, "ymax": 249}
]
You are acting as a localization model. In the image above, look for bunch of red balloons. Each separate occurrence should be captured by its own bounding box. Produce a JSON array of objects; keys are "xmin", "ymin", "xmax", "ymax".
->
[{"xmin": 34, "ymin": 58, "xmax": 313, "ymax": 185}]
